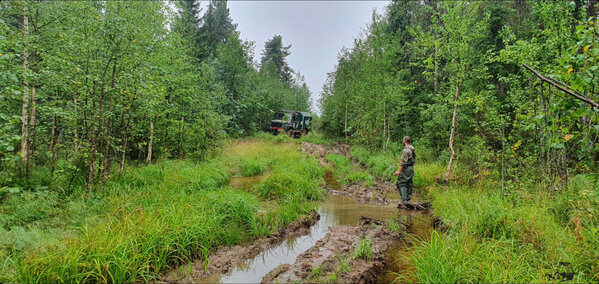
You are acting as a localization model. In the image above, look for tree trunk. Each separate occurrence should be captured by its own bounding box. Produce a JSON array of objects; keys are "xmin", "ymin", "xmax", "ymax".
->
[
  {"xmin": 500, "ymin": 124, "xmax": 505, "ymax": 195},
  {"xmin": 27, "ymin": 86, "xmax": 37, "ymax": 173},
  {"xmin": 146, "ymin": 119, "xmax": 154, "ymax": 164},
  {"xmin": 444, "ymin": 76, "xmax": 460, "ymax": 184},
  {"xmin": 119, "ymin": 114, "xmax": 130, "ymax": 177},
  {"xmin": 87, "ymin": 137, "xmax": 96, "ymax": 195},
  {"xmin": 386, "ymin": 115, "xmax": 391, "ymax": 147},
  {"xmin": 74, "ymin": 96, "xmax": 80, "ymax": 153},
  {"xmin": 433, "ymin": 10, "xmax": 440, "ymax": 95},
  {"xmin": 102, "ymin": 62, "xmax": 118, "ymax": 182},
  {"xmin": 178, "ymin": 115, "xmax": 184, "ymax": 158},
  {"xmin": 383, "ymin": 100, "xmax": 387, "ymax": 151},
  {"xmin": 344, "ymin": 100, "xmax": 348, "ymax": 139},
  {"xmin": 88, "ymin": 84, "xmax": 104, "ymax": 194},
  {"xmin": 21, "ymin": 6, "xmax": 30, "ymax": 167},
  {"xmin": 50, "ymin": 114, "xmax": 57, "ymax": 176}
]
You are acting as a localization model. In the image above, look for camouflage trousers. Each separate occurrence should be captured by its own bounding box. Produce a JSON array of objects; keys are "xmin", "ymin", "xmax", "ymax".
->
[{"xmin": 396, "ymin": 166, "xmax": 414, "ymax": 202}]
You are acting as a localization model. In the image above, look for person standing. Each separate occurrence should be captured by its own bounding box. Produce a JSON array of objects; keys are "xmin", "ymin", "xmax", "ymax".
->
[{"xmin": 394, "ymin": 136, "xmax": 416, "ymax": 203}]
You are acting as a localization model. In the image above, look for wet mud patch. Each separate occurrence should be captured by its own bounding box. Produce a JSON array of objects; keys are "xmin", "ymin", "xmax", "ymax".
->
[
  {"xmin": 263, "ymin": 218, "xmax": 405, "ymax": 284},
  {"xmin": 162, "ymin": 210, "xmax": 320, "ymax": 283},
  {"xmin": 228, "ymin": 175, "xmax": 266, "ymax": 190},
  {"xmin": 305, "ymin": 142, "xmax": 394, "ymax": 205},
  {"xmin": 378, "ymin": 208, "xmax": 435, "ymax": 283},
  {"xmin": 397, "ymin": 201, "xmax": 431, "ymax": 212},
  {"xmin": 328, "ymin": 181, "xmax": 389, "ymax": 205}
]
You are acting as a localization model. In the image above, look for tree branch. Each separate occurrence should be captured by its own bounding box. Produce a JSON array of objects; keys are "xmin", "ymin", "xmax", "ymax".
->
[{"xmin": 522, "ymin": 63, "xmax": 599, "ymax": 109}]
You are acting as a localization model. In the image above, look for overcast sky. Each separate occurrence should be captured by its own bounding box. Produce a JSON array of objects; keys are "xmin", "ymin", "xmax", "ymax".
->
[{"xmin": 223, "ymin": 1, "xmax": 390, "ymax": 113}]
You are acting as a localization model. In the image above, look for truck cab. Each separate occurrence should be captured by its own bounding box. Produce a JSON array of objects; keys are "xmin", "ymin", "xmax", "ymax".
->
[{"xmin": 270, "ymin": 110, "xmax": 311, "ymax": 137}]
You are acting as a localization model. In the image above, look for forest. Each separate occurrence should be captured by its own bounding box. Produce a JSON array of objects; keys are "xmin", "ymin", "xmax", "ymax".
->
[{"xmin": 1, "ymin": 0, "xmax": 598, "ymax": 283}]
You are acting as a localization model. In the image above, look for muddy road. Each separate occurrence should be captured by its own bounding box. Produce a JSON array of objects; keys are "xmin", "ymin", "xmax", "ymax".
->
[{"xmin": 164, "ymin": 142, "xmax": 434, "ymax": 283}]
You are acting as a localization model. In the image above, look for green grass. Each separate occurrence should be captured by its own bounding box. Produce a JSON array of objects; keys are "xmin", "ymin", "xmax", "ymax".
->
[
  {"xmin": 387, "ymin": 213, "xmax": 402, "ymax": 232},
  {"xmin": 325, "ymin": 153, "xmax": 373, "ymax": 186},
  {"xmin": 337, "ymin": 253, "xmax": 351, "ymax": 274},
  {"xmin": 348, "ymin": 144, "xmax": 599, "ymax": 282},
  {"xmin": 353, "ymin": 237, "xmax": 373, "ymax": 261},
  {"xmin": 311, "ymin": 265, "xmax": 323, "ymax": 278},
  {"xmin": 410, "ymin": 174, "xmax": 599, "ymax": 283},
  {"xmin": 298, "ymin": 132, "xmax": 329, "ymax": 145},
  {"xmin": 349, "ymin": 145, "xmax": 444, "ymax": 189},
  {"xmin": 0, "ymin": 137, "xmax": 324, "ymax": 283}
]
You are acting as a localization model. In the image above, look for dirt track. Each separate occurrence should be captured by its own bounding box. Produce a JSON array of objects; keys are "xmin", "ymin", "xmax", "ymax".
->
[
  {"xmin": 263, "ymin": 218, "xmax": 405, "ymax": 284},
  {"xmin": 163, "ymin": 210, "xmax": 320, "ymax": 282},
  {"xmin": 301, "ymin": 142, "xmax": 395, "ymax": 205},
  {"xmin": 163, "ymin": 141, "xmax": 431, "ymax": 283}
]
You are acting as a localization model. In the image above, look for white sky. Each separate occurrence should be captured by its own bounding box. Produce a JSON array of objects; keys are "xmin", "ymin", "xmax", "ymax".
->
[{"xmin": 223, "ymin": 1, "xmax": 390, "ymax": 113}]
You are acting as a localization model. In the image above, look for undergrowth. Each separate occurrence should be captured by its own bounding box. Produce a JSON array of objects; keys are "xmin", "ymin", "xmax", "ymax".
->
[
  {"xmin": 350, "ymin": 145, "xmax": 445, "ymax": 189},
  {"xmin": 0, "ymin": 137, "xmax": 323, "ymax": 283},
  {"xmin": 411, "ymin": 174, "xmax": 599, "ymax": 283},
  {"xmin": 325, "ymin": 153, "xmax": 373, "ymax": 186}
]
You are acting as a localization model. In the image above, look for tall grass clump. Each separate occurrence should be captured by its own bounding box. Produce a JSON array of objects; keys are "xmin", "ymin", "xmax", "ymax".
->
[
  {"xmin": 353, "ymin": 237, "xmax": 373, "ymax": 261},
  {"xmin": 325, "ymin": 153, "xmax": 373, "ymax": 186},
  {"xmin": 256, "ymin": 155, "xmax": 324, "ymax": 228},
  {"xmin": 6, "ymin": 137, "xmax": 325, "ymax": 283},
  {"xmin": 299, "ymin": 132, "xmax": 329, "ymax": 144},
  {"xmin": 411, "ymin": 179, "xmax": 598, "ymax": 282}
]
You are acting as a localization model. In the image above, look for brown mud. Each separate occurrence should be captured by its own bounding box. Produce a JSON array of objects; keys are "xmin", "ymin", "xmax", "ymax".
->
[
  {"xmin": 263, "ymin": 218, "xmax": 405, "ymax": 284},
  {"xmin": 303, "ymin": 142, "xmax": 393, "ymax": 205}
]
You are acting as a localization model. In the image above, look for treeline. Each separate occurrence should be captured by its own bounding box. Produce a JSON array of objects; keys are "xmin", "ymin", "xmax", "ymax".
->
[
  {"xmin": 320, "ymin": 0, "xmax": 599, "ymax": 186},
  {"xmin": 0, "ymin": 1, "xmax": 311, "ymax": 190}
]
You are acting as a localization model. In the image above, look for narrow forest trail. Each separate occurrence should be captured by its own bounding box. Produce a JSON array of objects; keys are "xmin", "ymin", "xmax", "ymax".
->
[{"xmin": 164, "ymin": 141, "xmax": 434, "ymax": 283}]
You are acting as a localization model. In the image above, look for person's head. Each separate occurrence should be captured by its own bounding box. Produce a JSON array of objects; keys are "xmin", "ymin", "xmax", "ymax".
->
[{"xmin": 403, "ymin": 136, "xmax": 412, "ymax": 146}]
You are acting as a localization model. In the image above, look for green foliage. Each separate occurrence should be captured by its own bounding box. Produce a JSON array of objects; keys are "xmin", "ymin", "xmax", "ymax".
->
[
  {"xmin": 240, "ymin": 159, "xmax": 267, "ymax": 177},
  {"xmin": 386, "ymin": 213, "xmax": 401, "ymax": 232},
  {"xmin": 298, "ymin": 132, "xmax": 329, "ymax": 145},
  {"xmin": 413, "ymin": 180, "xmax": 599, "ymax": 282},
  {"xmin": 320, "ymin": 0, "xmax": 598, "ymax": 184},
  {"xmin": 337, "ymin": 253, "xmax": 351, "ymax": 274},
  {"xmin": 0, "ymin": 0, "xmax": 313, "ymax": 194},
  {"xmin": 0, "ymin": 138, "xmax": 322, "ymax": 283},
  {"xmin": 325, "ymin": 153, "xmax": 374, "ymax": 186},
  {"xmin": 350, "ymin": 146, "xmax": 397, "ymax": 182},
  {"xmin": 0, "ymin": 191, "xmax": 60, "ymax": 228},
  {"xmin": 310, "ymin": 265, "xmax": 323, "ymax": 278},
  {"xmin": 353, "ymin": 237, "xmax": 373, "ymax": 261},
  {"xmin": 261, "ymin": 34, "xmax": 293, "ymax": 83},
  {"xmin": 328, "ymin": 272, "xmax": 337, "ymax": 282}
]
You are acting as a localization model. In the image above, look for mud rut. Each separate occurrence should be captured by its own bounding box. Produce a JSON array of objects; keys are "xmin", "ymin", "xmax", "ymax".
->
[{"xmin": 163, "ymin": 142, "xmax": 434, "ymax": 284}]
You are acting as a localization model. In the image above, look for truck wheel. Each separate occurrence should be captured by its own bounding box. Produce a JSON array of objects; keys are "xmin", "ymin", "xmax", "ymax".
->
[{"xmin": 287, "ymin": 130, "xmax": 294, "ymax": 137}]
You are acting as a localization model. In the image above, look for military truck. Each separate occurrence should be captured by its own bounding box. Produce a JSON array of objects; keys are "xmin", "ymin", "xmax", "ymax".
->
[{"xmin": 270, "ymin": 110, "xmax": 312, "ymax": 138}]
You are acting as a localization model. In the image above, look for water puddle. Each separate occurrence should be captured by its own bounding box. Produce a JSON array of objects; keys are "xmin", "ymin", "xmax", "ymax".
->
[
  {"xmin": 201, "ymin": 191, "xmax": 432, "ymax": 283},
  {"xmin": 323, "ymin": 168, "xmax": 341, "ymax": 190},
  {"xmin": 228, "ymin": 175, "xmax": 265, "ymax": 190},
  {"xmin": 378, "ymin": 192, "xmax": 434, "ymax": 284},
  {"xmin": 200, "ymin": 172, "xmax": 433, "ymax": 283}
]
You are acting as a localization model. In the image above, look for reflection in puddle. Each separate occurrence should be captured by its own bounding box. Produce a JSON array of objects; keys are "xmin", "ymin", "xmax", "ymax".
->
[
  {"xmin": 202, "ymin": 192, "xmax": 432, "ymax": 283},
  {"xmin": 378, "ymin": 192, "xmax": 433, "ymax": 284}
]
